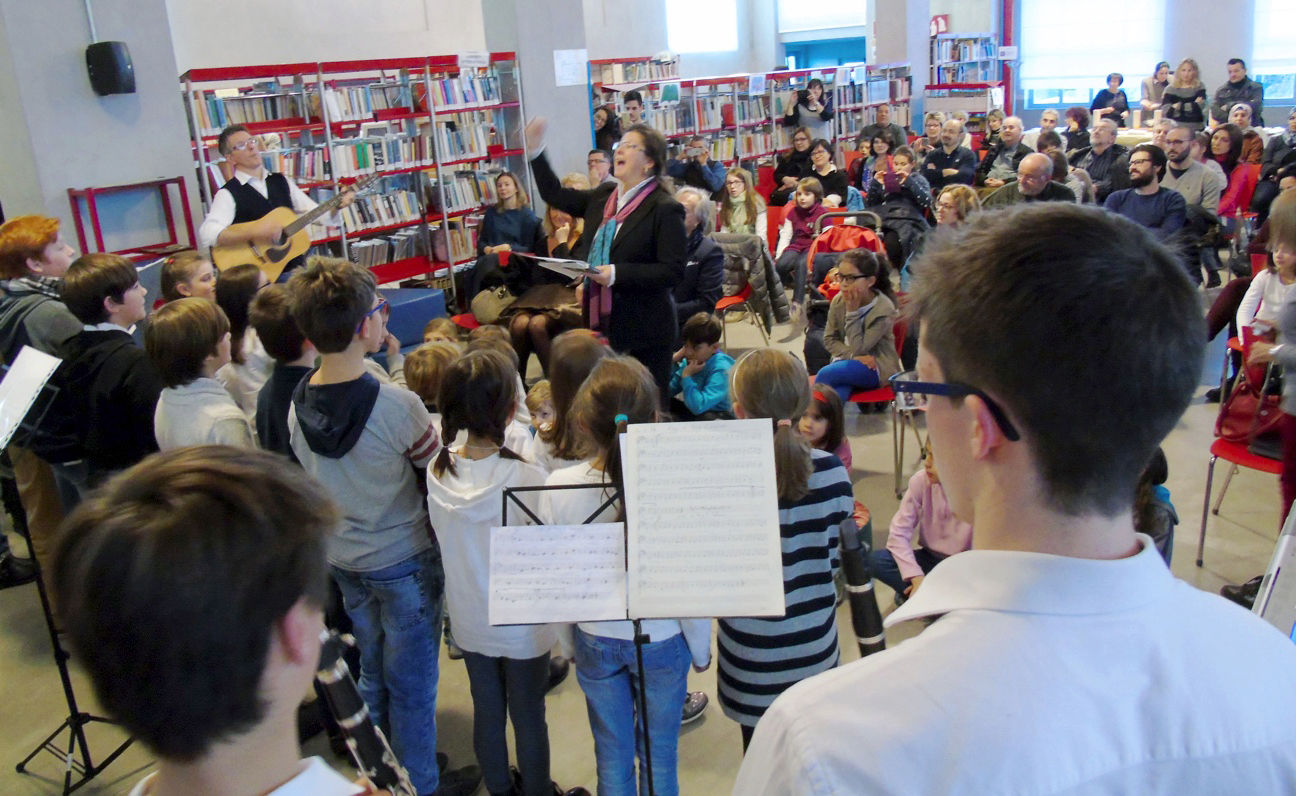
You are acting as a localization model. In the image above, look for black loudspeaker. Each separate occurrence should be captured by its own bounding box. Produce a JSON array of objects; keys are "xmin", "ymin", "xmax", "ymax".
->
[{"xmin": 85, "ymin": 41, "xmax": 135, "ymax": 96}]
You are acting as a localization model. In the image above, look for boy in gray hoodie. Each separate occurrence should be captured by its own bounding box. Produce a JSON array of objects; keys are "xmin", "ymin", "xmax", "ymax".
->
[{"xmin": 286, "ymin": 258, "xmax": 479, "ymax": 796}]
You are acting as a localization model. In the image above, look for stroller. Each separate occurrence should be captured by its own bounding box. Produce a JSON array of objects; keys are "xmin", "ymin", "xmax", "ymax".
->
[{"xmin": 801, "ymin": 211, "xmax": 885, "ymax": 374}]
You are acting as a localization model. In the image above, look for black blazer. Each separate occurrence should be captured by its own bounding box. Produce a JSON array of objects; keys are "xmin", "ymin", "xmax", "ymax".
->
[{"xmin": 530, "ymin": 154, "xmax": 686, "ymax": 353}]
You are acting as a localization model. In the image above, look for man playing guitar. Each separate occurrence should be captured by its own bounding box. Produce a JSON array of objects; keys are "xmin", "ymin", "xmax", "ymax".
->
[{"xmin": 198, "ymin": 124, "xmax": 355, "ymax": 273}]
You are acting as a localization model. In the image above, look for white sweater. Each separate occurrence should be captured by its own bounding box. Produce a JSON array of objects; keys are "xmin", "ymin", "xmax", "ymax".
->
[{"xmin": 155, "ymin": 377, "xmax": 255, "ymax": 449}]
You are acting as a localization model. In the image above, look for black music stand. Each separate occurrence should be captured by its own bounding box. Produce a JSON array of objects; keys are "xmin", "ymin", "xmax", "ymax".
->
[
  {"xmin": 501, "ymin": 483, "xmax": 661, "ymax": 796},
  {"xmin": 3, "ymin": 374, "xmax": 134, "ymax": 793}
]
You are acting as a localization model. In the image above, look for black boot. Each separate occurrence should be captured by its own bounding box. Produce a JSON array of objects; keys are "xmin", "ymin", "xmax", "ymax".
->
[{"xmin": 1201, "ymin": 246, "xmax": 1223, "ymax": 287}]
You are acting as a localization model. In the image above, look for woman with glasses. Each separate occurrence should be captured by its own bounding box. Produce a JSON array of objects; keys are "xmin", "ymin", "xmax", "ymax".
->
[
  {"xmin": 771, "ymin": 126, "xmax": 816, "ymax": 206},
  {"xmin": 813, "ymin": 249, "xmax": 900, "ymax": 400},
  {"xmin": 717, "ymin": 168, "xmax": 767, "ymax": 235}
]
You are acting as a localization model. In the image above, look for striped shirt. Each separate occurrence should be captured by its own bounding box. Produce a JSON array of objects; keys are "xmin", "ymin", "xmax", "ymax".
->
[{"xmin": 718, "ymin": 448, "xmax": 853, "ymax": 726}]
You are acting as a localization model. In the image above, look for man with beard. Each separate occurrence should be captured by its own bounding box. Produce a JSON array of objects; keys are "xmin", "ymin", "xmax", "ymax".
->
[{"xmin": 1103, "ymin": 143, "xmax": 1186, "ymax": 243}]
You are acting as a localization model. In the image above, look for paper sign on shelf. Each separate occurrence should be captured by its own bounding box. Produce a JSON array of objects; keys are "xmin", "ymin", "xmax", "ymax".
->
[
  {"xmin": 457, "ymin": 51, "xmax": 490, "ymax": 69},
  {"xmin": 749, "ymin": 73, "xmax": 767, "ymax": 94},
  {"xmin": 998, "ymin": 46, "xmax": 1018, "ymax": 61}
]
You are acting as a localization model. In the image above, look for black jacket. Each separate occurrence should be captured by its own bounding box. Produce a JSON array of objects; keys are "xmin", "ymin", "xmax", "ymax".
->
[
  {"xmin": 674, "ymin": 228, "xmax": 725, "ymax": 327},
  {"xmin": 770, "ymin": 148, "xmax": 814, "ymax": 205},
  {"xmin": 57, "ymin": 329, "xmax": 165, "ymax": 474},
  {"xmin": 976, "ymin": 141, "xmax": 1034, "ymax": 186},
  {"xmin": 530, "ymin": 154, "xmax": 686, "ymax": 355},
  {"xmin": 1069, "ymin": 143, "xmax": 1131, "ymax": 203}
]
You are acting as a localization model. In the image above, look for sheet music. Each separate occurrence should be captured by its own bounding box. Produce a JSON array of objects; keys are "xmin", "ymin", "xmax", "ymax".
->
[
  {"xmin": 489, "ymin": 523, "xmax": 628, "ymax": 625},
  {"xmin": 526, "ymin": 255, "xmax": 597, "ymax": 279},
  {"xmin": 0, "ymin": 346, "xmax": 61, "ymax": 450},
  {"xmin": 623, "ymin": 420, "xmax": 785, "ymax": 619}
]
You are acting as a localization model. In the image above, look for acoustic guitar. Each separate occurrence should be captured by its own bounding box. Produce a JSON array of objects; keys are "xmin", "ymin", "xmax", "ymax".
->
[{"xmin": 210, "ymin": 174, "xmax": 381, "ymax": 281}]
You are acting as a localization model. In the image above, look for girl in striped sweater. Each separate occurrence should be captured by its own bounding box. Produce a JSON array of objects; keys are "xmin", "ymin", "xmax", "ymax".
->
[{"xmin": 720, "ymin": 348, "xmax": 855, "ymax": 750}]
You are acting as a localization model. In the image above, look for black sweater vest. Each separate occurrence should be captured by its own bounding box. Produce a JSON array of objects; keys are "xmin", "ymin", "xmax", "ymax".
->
[{"xmin": 223, "ymin": 173, "xmax": 293, "ymax": 223}]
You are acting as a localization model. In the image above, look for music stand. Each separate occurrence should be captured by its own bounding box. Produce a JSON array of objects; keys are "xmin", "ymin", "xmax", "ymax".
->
[
  {"xmin": 1, "ymin": 360, "xmax": 134, "ymax": 793},
  {"xmin": 501, "ymin": 483, "xmax": 663, "ymax": 796}
]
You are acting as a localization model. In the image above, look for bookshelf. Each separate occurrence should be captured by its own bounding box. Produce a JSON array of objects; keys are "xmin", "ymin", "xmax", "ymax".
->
[
  {"xmin": 180, "ymin": 53, "xmax": 531, "ymax": 296},
  {"xmin": 929, "ymin": 33, "xmax": 999, "ymax": 84},
  {"xmin": 923, "ymin": 82, "xmax": 1005, "ymax": 135},
  {"xmin": 835, "ymin": 62, "xmax": 912, "ymax": 145}
]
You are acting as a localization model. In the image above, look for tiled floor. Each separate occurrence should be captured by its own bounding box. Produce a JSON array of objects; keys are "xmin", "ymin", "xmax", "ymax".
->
[{"xmin": 0, "ymin": 289, "xmax": 1280, "ymax": 794}]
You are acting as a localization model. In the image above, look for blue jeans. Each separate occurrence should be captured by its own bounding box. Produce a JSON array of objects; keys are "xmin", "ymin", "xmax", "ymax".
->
[
  {"xmin": 574, "ymin": 628, "xmax": 690, "ymax": 796},
  {"xmin": 868, "ymin": 547, "xmax": 946, "ymax": 596},
  {"xmin": 332, "ymin": 548, "xmax": 445, "ymax": 794},
  {"xmin": 815, "ymin": 358, "xmax": 881, "ymax": 402}
]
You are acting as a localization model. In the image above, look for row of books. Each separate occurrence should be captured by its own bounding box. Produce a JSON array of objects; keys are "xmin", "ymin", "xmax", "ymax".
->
[
  {"xmin": 697, "ymin": 96, "xmax": 728, "ymax": 131},
  {"xmin": 425, "ymin": 170, "xmax": 498, "ymax": 215},
  {"xmin": 736, "ymin": 97, "xmax": 771, "ymax": 124},
  {"xmin": 316, "ymin": 86, "xmax": 388, "ymax": 122},
  {"xmin": 935, "ymin": 63, "xmax": 998, "ymax": 83},
  {"xmin": 187, "ymin": 88, "xmax": 308, "ymax": 134},
  {"xmin": 642, "ymin": 107, "xmax": 695, "ymax": 137},
  {"xmin": 339, "ymin": 189, "xmax": 422, "ymax": 233},
  {"xmin": 434, "ymin": 114, "xmax": 496, "ymax": 161},
  {"xmin": 593, "ymin": 59, "xmax": 678, "ymax": 86},
  {"xmin": 329, "ymin": 134, "xmax": 436, "ymax": 178},
  {"xmin": 261, "ymin": 147, "xmax": 330, "ymax": 183},
  {"xmin": 434, "ymin": 221, "xmax": 476, "ymax": 264},
  {"xmin": 739, "ymin": 130, "xmax": 774, "ymax": 157},
  {"xmin": 706, "ymin": 136, "xmax": 737, "ymax": 162},
  {"xmin": 421, "ymin": 75, "xmax": 502, "ymax": 109},
  {"xmin": 348, "ymin": 229, "xmax": 428, "ymax": 269},
  {"xmin": 935, "ymin": 37, "xmax": 997, "ymax": 64}
]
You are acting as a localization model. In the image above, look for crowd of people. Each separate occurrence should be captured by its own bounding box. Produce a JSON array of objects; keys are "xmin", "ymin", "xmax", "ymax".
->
[{"xmin": 1, "ymin": 51, "xmax": 1296, "ymax": 796}]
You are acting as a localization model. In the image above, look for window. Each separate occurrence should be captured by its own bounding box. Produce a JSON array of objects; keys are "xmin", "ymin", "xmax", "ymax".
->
[
  {"xmin": 777, "ymin": 0, "xmax": 868, "ymax": 34},
  {"xmin": 1253, "ymin": 0, "xmax": 1296, "ymax": 101},
  {"xmin": 1019, "ymin": 0, "xmax": 1165, "ymax": 108},
  {"xmin": 666, "ymin": 0, "xmax": 737, "ymax": 54}
]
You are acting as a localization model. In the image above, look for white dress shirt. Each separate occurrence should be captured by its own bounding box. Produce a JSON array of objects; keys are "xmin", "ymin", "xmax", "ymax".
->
[
  {"xmin": 198, "ymin": 168, "xmax": 319, "ymax": 252},
  {"xmin": 734, "ymin": 534, "xmax": 1296, "ymax": 795}
]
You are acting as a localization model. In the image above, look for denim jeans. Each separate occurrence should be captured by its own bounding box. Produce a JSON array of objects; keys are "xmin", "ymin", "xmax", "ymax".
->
[
  {"xmin": 776, "ymin": 248, "xmax": 810, "ymax": 305},
  {"xmin": 868, "ymin": 546, "xmax": 946, "ymax": 596},
  {"xmin": 815, "ymin": 358, "xmax": 881, "ymax": 402},
  {"xmin": 462, "ymin": 651, "xmax": 551, "ymax": 796},
  {"xmin": 332, "ymin": 547, "xmax": 445, "ymax": 794},
  {"xmin": 574, "ymin": 628, "xmax": 690, "ymax": 796}
]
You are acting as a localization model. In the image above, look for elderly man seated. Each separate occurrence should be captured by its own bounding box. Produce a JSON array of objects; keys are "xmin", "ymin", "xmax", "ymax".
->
[
  {"xmin": 976, "ymin": 116, "xmax": 1033, "ymax": 190},
  {"xmin": 982, "ymin": 153, "xmax": 1077, "ymax": 208}
]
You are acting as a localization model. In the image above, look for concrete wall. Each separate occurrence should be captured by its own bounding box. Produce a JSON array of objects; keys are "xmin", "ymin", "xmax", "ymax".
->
[
  {"xmin": 166, "ymin": 0, "xmax": 487, "ymax": 73},
  {"xmin": 582, "ymin": 0, "xmax": 776, "ymax": 78},
  {"xmin": 0, "ymin": 0, "xmax": 196, "ymax": 250}
]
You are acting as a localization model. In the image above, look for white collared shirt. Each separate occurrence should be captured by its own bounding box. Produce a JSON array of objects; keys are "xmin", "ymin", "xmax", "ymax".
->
[
  {"xmin": 83, "ymin": 321, "xmax": 133, "ymax": 334},
  {"xmin": 197, "ymin": 167, "xmax": 320, "ymax": 252},
  {"xmin": 130, "ymin": 756, "xmax": 363, "ymax": 796},
  {"xmin": 734, "ymin": 534, "xmax": 1296, "ymax": 795}
]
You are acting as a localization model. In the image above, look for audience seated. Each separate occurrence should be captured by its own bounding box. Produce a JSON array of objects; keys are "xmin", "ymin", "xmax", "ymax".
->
[
  {"xmin": 672, "ymin": 187, "xmax": 725, "ymax": 330},
  {"xmin": 1090, "ymin": 72, "xmax": 1130, "ymax": 127},
  {"xmin": 1211, "ymin": 57, "xmax": 1265, "ymax": 127},
  {"xmin": 921, "ymin": 119, "xmax": 977, "ymax": 192},
  {"xmin": 1068, "ymin": 119, "xmax": 1131, "ymax": 203},
  {"xmin": 1254, "ymin": 110, "xmax": 1296, "ymax": 223},
  {"xmin": 865, "ymin": 146, "xmax": 934, "ymax": 268},
  {"xmin": 1162, "ymin": 123, "xmax": 1225, "ymax": 286},
  {"xmin": 717, "ymin": 167, "xmax": 767, "ymax": 235},
  {"xmin": 1062, "ymin": 106, "xmax": 1091, "ymax": 153},
  {"xmin": 1164, "ymin": 58, "xmax": 1208, "ymax": 132},
  {"xmin": 770, "ymin": 127, "xmax": 815, "ymax": 205},
  {"xmin": 668, "ymin": 312, "xmax": 734, "ymax": 420},
  {"xmin": 911, "ymin": 111, "xmax": 944, "ymax": 160},
  {"xmin": 858, "ymin": 103, "xmax": 906, "ymax": 153},
  {"xmin": 666, "ymin": 135, "xmax": 725, "ymax": 195},
  {"xmin": 975, "ymin": 116, "xmax": 1032, "ymax": 189},
  {"xmin": 982, "ymin": 153, "xmax": 1077, "ymax": 207},
  {"xmin": 978, "ymin": 108, "xmax": 1005, "ymax": 155},
  {"xmin": 808, "ymin": 139, "xmax": 849, "ymax": 208},
  {"xmin": 1103, "ymin": 142, "xmax": 1187, "ymax": 243},
  {"xmin": 1022, "ymin": 108, "xmax": 1064, "ymax": 151}
]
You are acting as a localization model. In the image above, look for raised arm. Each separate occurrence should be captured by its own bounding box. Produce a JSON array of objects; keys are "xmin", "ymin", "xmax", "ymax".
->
[{"xmin": 526, "ymin": 117, "xmax": 594, "ymax": 218}]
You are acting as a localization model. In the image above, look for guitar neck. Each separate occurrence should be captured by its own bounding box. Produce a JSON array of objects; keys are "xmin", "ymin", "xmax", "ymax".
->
[{"xmin": 282, "ymin": 175, "xmax": 376, "ymax": 238}]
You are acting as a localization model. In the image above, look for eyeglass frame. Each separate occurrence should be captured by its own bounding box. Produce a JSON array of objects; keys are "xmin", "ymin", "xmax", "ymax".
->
[
  {"xmin": 228, "ymin": 137, "xmax": 260, "ymax": 152},
  {"xmin": 356, "ymin": 298, "xmax": 389, "ymax": 334},
  {"xmin": 888, "ymin": 374, "xmax": 1021, "ymax": 441}
]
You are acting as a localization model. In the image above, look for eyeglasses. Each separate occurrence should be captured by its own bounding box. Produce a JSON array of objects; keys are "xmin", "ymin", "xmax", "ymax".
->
[
  {"xmin": 228, "ymin": 138, "xmax": 259, "ymax": 152},
  {"xmin": 1128, "ymin": 158, "xmax": 1154, "ymax": 166},
  {"xmin": 618, "ymin": 143, "xmax": 645, "ymax": 153},
  {"xmin": 837, "ymin": 273, "xmax": 867, "ymax": 284},
  {"xmin": 725, "ymin": 179, "xmax": 745, "ymax": 186},
  {"xmin": 356, "ymin": 298, "xmax": 389, "ymax": 333},
  {"xmin": 888, "ymin": 374, "xmax": 1021, "ymax": 441}
]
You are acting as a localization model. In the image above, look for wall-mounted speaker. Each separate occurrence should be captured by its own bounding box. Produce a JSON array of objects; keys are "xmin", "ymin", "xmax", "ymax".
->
[{"xmin": 85, "ymin": 41, "xmax": 135, "ymax": 96}]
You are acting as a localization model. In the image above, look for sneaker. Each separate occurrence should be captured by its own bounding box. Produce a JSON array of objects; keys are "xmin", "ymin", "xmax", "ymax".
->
[
  {"xmin": 1204, "ymin": 387, "xmax": 1222, "ymax": 403},
  {"xmin": 0, "ymin": 552, "xmax": 36, "ymax": 590},
  {"xmin": 1205, "ymin": 270, "xmax": 1222, "ymax": 289},
  {"xmin": 434, "ymin": 763, "xmax": 482, "ymax": 796},
  {"xmin": 1220, "ymin": 575, "xmax": 1264, "ymax": 609},
  {"xmin": 682, "ymin": 690, "xmax": 709, "ymax": 724},
  {"xmin": 546, "ymin": 656, "xmax": 570, "ymax": 693},
  {"xmin": 788, "ymin": 300, "xmax": 803, "ymax": 328}
]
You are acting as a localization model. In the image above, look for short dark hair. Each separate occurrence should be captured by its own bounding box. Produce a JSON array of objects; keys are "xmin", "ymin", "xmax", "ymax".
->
[
  {"xmin": 286, "ymin": 256, "xmax": 375, "ymax": 354},
  {"xmin": 1065, "ymin": 106, "xmax": 1091, "ymax": 128},
  {"xmin": 1048, "ymin": 150, "xmax": 1069, "ymax": 181},
  {"xmin": 1106, "ymin": 72, "xmax": 1124, "ymax": 86},
  {"xmin": 681, "ymin": 312, "xmax": 722, "ymax": 346},
  {"xmin": 215, "ymin": 264, "xmax": 264, "ymax": 365},
  {"xmin": 908, "ymin": 203, "xmax": 1202, "ymax": 516},
  {"xmin": 623, "ymin": 89, "xmax": 643, "ymax": 105},
  {"xmin": 892, "ymin": 145, "xmax": 917, "ymax": 164},
  {"xmin": 1036, "ymin": 130, "xmax": 1063, "ymax": 152},
  {"xmin": 217, "ymin": 124, "xmax": 251, "ymax": 156},
  {"xmin": 52, "ymin": 446, "xmax": 336, "ymax": 762},
  {"xmin": 145, "ymin": 298, "xmax": 230, "ymax": 388},
  {"xmin": 1228, "ymin": 57, "xmax": 1247, "ymax": 71},
  {"xmin": 248, "ymin": 284, "xmax": 307, "ymax": 363},
  {"xmin": 622, "ymin": 124, "xmax": 669, "ymax": 178},
  {"xmin": 62, "ymin": 253, "xmax": 138, "ymax": 324},
  {"xmin": 588, "ymin": 148, "xmax": 610, "ymax": 162},
  {"xmin": 1132, "ymin": 142, "xmax": 1168, "ymax": 180},
  {"xmin": 810, "ymin": 138, "xmax": 835, "ymax": 158}
]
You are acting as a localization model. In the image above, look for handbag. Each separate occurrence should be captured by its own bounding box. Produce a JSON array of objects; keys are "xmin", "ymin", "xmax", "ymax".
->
[
  {"xmin": 470, "ymin": 285, "xmax": 516, "ymax": 325},
  {"xmin": 1216, "ymin": 361, "xmax": 1281, "ymax": 445}
]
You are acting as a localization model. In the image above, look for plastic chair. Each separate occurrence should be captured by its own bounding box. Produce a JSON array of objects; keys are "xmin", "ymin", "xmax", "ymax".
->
[
  {"xmin": 1198, "ymin": 438, "xmax": 1282, "ymax": 567},
  {"xmin": 716, "ymin": 283, "xmax": 769, "ymax": 348},
  {"xmin": 767, "ymin": 202, "xmax": 790, "ymax": 255},
  {"xmin": 1252, "ymin": 252, "xmax": 1269, "ymax": 277},
  {"xmin": 845, "ymin": 319, "xmax": 917, "ymax": 498}
]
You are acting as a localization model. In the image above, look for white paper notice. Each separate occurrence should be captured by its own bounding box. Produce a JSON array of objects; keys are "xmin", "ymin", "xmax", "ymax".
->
[
  {"xmin": 623, "ymin": 420, "xmax": 784, "ymax": 620},
  {"xmin": 489, "ymin": 523, "xmax": 627, "ymax": 625},
  {"xmin": 0, "ymin": 346, "xmax": 61, "ymax": 450},
  {"xmin": 553, "ymin": 49, "xmax": 589, "ymax": 88}
]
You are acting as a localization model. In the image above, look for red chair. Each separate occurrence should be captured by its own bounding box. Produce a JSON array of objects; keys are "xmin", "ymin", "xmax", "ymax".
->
[
  {"xmin": 767, "ymin": 202, "xmax": 791, "ymax": 255},
  {"xmin": 845, "ymin": 318, "xmax": 920, "ymax": 498},
  {"xmin": 1252, "ymin": 252, "xmax": 1269, "ymax": 277},
  {"xmin": 1198, "ymin": 438, "xmax": 1282, "ymax": 567},
  {"xmin": 716, "ymin": 283, "xmax": 769, "ymax": 348}
]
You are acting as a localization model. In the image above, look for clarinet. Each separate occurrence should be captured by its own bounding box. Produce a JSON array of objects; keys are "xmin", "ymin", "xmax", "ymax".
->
[{"xmin": 315, "ymin": 630, "xmax": 418, "ymax": 796}]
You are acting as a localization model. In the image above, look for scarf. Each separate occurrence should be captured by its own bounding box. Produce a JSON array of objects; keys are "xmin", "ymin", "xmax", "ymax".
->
[{"xmin": 584, "ymin": 180, "xmax": 656, "ymax": 332}]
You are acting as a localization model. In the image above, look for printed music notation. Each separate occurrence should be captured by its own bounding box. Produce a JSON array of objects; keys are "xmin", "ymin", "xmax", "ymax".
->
[{"xmin": 488, "ymin": 523, "xmax": 628, "ymax": 625}]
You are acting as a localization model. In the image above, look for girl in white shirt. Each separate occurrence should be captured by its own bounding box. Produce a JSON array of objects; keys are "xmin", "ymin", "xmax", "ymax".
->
[
  {"xmin": 1238, "ymin": 241, "xmax": 1296, "ymax": 338},
  {"xmin": 425, "ymin": 348, "xmax": 555, "ymax": 796},
  {"xmin": 539, "ymin": 356, "xmax": 711, "ymax": 796},
  {"xmin": 214, "ymin": 264, "xmax": 273, "ymax": 419}
]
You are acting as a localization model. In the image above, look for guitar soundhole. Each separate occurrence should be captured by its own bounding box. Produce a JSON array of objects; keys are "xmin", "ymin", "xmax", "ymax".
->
[{"xmin": 266, "ymin": 244, "xmax": 292, "ymax": 262}]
